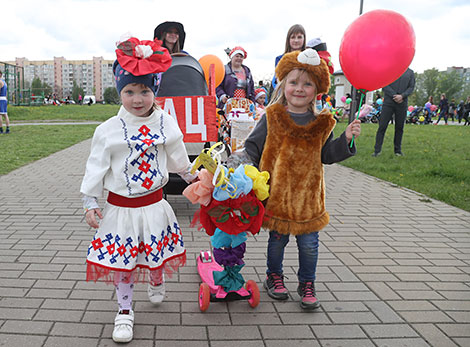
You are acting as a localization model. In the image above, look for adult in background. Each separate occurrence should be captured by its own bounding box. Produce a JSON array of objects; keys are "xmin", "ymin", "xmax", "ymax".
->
[
  {"xmin": 448, "ymin": 98, "xmax": 456, "ymax": 122},
  {"xmin": 270, "ymin": 24, "xmax": 306, "ymax": 94},
  {"xmin": 372, "ymin": 68, "xmax": 415, "ymax": 157},
  {"xmin": 435, "ymin": 93, "xmax": 449, "ymax": 125},
  {"xmin": 463, "ymin": 96, "xmax": 470, "ymax": 125},
  {"xmin": 154, "ymin": 21, "xmax": 186, "ymax": 55},
  {"xmin": 0, "ymin": 71, "xmax": 10, "ymax": 134},
  {"xmin": 216, "ymin": 46, "xmax": 255, "ymax": 107}
]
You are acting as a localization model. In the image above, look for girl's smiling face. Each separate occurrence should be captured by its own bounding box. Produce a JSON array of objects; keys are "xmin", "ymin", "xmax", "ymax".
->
[
  {"xmin": 284, "ymin": 69, "xmax": 317, "ymax": 113},
  {"xmin": 120, "ymin": 83, "xmax": 154, "ymax": 117}
]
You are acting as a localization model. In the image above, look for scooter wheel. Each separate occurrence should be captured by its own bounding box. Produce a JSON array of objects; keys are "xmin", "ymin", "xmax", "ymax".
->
[
  {"xmin": 246, "ymin": 280, "xmax": 260, "ymax": 308},
  {"xmin": 199, "ymin": 283, "xmax": 210, "ymax": 312}
]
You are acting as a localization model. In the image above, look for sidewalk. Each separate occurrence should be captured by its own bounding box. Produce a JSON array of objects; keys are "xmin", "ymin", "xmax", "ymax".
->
[{"xmin": 0, "ymin": 139, "xmax": 469, "ymax": 347}]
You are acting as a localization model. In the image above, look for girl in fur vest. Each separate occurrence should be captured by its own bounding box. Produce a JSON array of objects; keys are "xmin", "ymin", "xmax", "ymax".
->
[{"xmin": 243, "ymin": 48, "xmax": 361, "ymax": 310}]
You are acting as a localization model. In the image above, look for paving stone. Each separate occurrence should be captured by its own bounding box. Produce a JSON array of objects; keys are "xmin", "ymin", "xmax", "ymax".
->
[
  {"xmin": 437, "ymin": 323, "xmax": 470, "ymax": 337},
  {"xmin": 312, "ymin": 324, "xmax": 366, "ymax": 339},
  {"xmin": 372, "ymin": 337, "xmax": 429, "ymax": 347},
  {"xmin": 265, "ymin": 340, "xmax": 321, "ymax": 347},
  {"xmin": 365, "ymin": 282, "xmax": 402, "ymax": 300},
  {"xmin": 44, "ymin": 336, "xmax": 100, "ymax": 347},
  {"xmin": 156, "ymin": 326, "xmax": 207, "ymax": 340},
  {"xmin": 259, "ymin": 325, "xmax": 314, "ymax": 339},
  {"xmin": 365, "ymin": 301, "xmax": 404, "ymax": 323},
  {"xmin": 208, "ymin": 325, "xmax": 261, "ymax": 339},
  {"xmin": 361, "ymin": 324, "xmax": 418, "ymax": 338},
  {"xmin": 387, "ymin": 300, "xmax": 438, "ymax": 311},
  {"xmin": 35, "ymin": 309, "xmax": 84, "ymax": 323},
  {"xmin": 328, "ymin": 312, "xmax": 380, "ymax": 324},
  {"xmin": 0, "ymin": 320, "xmax": 53, "ymax": 334},
  {"xmin": 412, "ymin": 323, "xmax": 459, "ymax": 347},
  {"xmin": 0, "ymin": 334, "xmax": 46, "ymax": 347},
  {"xmin": 0, "ymin": 308, "xmax": 36, "ymax": 320},
  {"xmin": 153, "ymin": 341, "xmax": 208, "ymax": 347},
  {"xmin": 399, "ymin": 310, "xmax": 454, "ymax": 323},
  {"xmin": 318, "ymin": 339, "xmax": 374, "ymax": 347}
]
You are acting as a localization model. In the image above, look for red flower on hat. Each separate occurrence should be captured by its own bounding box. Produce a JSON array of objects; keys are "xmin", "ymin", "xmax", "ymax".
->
[
  {"xmin": 116, "ymin": 37, "xmax": 172, "ymax": 76},
  {"xmin": 318, "ymin": 51, "xmax": 334, "ymax": 74}
]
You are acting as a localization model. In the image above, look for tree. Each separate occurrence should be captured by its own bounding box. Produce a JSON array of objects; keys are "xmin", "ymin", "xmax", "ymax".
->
[
  {"xmin": 31, "ymin": 77, "xmax": 43, "ymax": 96},
  {"xmin": 438, "ymin": 70, "xmax": 463, "ymax": 101},
  {"xmin": 422, "ymin": 68, "xmax": 440, "ymax": 101},
  {"xmin": 103, "ymin": 87, "xmax": 120, "ymax": 104},
  {"xmin": 43, "ymin": 82, "xmax": 52, "ymax": 96},
  {"xmin": 72, "ymin": 81, "xmax": 85, "ymax": 103},
  {"xmin": 409, "ymin": 68, "xmax": 440, "ymax": 106}
]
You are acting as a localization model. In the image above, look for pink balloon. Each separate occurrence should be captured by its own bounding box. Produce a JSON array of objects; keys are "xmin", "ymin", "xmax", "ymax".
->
[
  {"xmin": 339, "ymin": 10, "xmax": 415, "ymax": 91},
  {"xmin": 431, "ymin": 105, "xmax": 437, "ymax": 111},
  {"xmin": 341, "ymin": 96, "xmax": 347, "ymax": 103},
  {"xmin": 408, "ymin": 106, "xmax": 414, "ymax": 112}
]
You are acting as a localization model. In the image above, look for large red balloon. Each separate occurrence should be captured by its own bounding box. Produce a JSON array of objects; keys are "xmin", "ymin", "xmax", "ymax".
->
[{"xmin": 339, "ymin": 9, "xmax": 415, "ymax": 91}]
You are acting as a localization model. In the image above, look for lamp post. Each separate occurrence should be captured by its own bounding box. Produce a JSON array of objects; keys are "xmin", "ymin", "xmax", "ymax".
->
[{"xmin": 349, "ymin": 0, "xmax": 364, "ymax": 123}]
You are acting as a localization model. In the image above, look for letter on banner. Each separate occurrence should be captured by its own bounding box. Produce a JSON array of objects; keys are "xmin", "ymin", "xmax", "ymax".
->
[
  {"xmin": 185, "ymin": 97, "xmax": 207, "ymax": 141},
  {"xmin": 163, "ymin": 98, "xmax": 177, "ymax": 122}
]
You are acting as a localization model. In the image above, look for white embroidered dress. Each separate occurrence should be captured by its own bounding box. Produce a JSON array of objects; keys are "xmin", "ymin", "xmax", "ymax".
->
[{"xmin": 81, "ymin": 106, "xmax": 192, "ymax": 283}]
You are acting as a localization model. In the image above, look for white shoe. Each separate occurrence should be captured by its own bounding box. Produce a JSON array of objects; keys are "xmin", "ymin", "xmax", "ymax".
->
[
  {"xmin": 148, "ymin": 282, "xmax": 166, "ymax": 304},
  {"xmin": 112, "ymin": 310, "xmax": 134, "ymax": 343}
]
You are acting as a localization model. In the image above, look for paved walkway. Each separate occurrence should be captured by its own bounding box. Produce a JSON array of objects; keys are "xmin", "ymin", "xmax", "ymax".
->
[{"xmin": 0, "ymin": 139, "xmax": 469, "ymax": 347}]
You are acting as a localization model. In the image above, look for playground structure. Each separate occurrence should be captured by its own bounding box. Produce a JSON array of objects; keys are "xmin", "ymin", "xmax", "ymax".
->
[{"xmin": 0, "ymin": 61, "xmax": 44, "ymax": 106}]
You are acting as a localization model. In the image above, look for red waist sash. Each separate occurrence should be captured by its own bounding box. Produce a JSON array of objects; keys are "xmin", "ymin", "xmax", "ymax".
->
[{"xmin": 107, "ymin": 189, "xmax": 163, "ymax": 208}]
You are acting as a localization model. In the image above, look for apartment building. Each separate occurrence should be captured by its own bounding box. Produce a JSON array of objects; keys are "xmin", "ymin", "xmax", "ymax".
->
[
  {"xmin": 447, "ymin": 66, "xmax": 470, "ymax": 86},
  {"xmin": 10, "ymin": 56, "xmax": 115, "ymax": 101}
]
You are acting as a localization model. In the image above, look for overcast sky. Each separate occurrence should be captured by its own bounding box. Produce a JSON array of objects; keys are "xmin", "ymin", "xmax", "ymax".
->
[{"xmin": 2, "ymin": 0, "xmax": 469, "ymax": 82}]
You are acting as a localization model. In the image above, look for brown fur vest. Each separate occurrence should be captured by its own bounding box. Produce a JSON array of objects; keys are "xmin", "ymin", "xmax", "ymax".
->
[{"xmin": 259, "ymin": 103, "xmax": 336, "ymax": 235}]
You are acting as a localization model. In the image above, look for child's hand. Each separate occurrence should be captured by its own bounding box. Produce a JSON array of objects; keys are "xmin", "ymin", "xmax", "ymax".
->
[
  {"xmin": 345, "ymin": 119, "xmax": 361, "ymax": 143},
  {"xmin": 85, "ymin": 208, "xmax": 103, "ymax": 229}
]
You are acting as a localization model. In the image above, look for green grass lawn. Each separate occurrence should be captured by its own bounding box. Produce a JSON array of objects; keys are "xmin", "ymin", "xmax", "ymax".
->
[
  {"xmin": 333, "ymin": 121, "xmax": 470, "ymax": 211},
  {"xmin": 0, "ymin": 124, "xmax": 98, "ymax": 175},
  {"xmin": 1, "ymin": 104, "xmax": 469, "ymax": 212},
  {"xmin": 8, "ymin": 104, "xmax": 120, "ymax": 122}
]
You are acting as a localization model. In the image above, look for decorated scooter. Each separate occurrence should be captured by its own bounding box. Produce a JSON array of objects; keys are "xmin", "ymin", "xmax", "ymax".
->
[{"xmin": 183, "ymin": 143, "xmax": 269, "ymax": 311}]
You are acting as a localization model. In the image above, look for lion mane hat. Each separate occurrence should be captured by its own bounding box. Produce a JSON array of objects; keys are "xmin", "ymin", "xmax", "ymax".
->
[{"xmin": 275, "ymin": 48, "xmax": 330, "ymax": 94}]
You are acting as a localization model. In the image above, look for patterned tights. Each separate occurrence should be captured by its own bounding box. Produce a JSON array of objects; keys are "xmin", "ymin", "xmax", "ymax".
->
[{"xmin": 115, "ymin": 269, "xmax": 164, "ymax": 311}]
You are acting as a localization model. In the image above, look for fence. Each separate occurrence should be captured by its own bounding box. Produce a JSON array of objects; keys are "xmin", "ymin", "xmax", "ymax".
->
[{"xmin": 0, "ymin": 61, "xmax": 42, "ymax": 105}]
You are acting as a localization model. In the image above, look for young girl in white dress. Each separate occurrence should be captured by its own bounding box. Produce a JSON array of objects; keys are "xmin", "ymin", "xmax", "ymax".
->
[{"xmin": 81, "ymin": 35, "xmax": 197, "ymax": 343}]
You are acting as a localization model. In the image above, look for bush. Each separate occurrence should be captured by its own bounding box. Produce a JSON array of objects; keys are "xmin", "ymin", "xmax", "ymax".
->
[{"xmin": 104, "ymin": 87, "xmax": 120, "ymax": 104}]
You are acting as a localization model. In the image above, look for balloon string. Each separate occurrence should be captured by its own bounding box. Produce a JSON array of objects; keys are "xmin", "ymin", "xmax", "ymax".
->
[{"xmin": 349, "ymin": 90, "xmax": 365, "ymax": 148}]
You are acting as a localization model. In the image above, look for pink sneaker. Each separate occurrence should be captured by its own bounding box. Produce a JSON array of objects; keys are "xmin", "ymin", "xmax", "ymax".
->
[
  {"xmin": 297, "ymin": 281, "xmax": 320, "ymax": 310},
  {"xmin": 264, "ymin": 273, "xmax": 289, "ymax": 300}
]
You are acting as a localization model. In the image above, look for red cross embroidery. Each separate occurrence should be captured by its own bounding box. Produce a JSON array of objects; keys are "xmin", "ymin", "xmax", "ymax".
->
[
  {"xmin": 172, "ymin": 234, "xmax": 179, "ymax": 244},
  {"xmin": 163, "ymin": 236, "xmax": 169, "ymax": 247},
  {"xmin": 142, "ymin": 177, "xmax": 154, "ymax": 190},
  {"xmin": 143, "ymin": 138, "xmax": 154, "ymax": 146},
  {"xmin": 117, "ymin": 244, "xmax": 126, "ymax": 256},
  {"xmin": 107, "ymin": 243, "xmax": 115, "ymax": 255},
  {"xmin": 157, "ymin": 241, "xmax": 163, "ymax": 252},
  {"xmin": 139, "ymin": 241, "xmax": 145, "ymax": 253},
  {"xmin": 139, "ymin": 161, "xmax": 151, "ymax": 173},
  {"xmin": 145, "ymin": 244, "xmax": 153, "ymax": 256},
  {"xmin": 92, "ymin": 238, "xmax": 103, "ymax": 250},
  {"xmin": 139, "ymin": 125, "xmax": 150, "ymax": 136},
  {"xmin": 130, "ymin": 246, "xmax": 139, "ymax": 258}
]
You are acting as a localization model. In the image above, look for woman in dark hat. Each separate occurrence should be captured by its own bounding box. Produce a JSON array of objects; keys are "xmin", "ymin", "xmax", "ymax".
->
[{"xmin": 154, "ymin": 21, "xmax": 186, "ymax": 55}]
